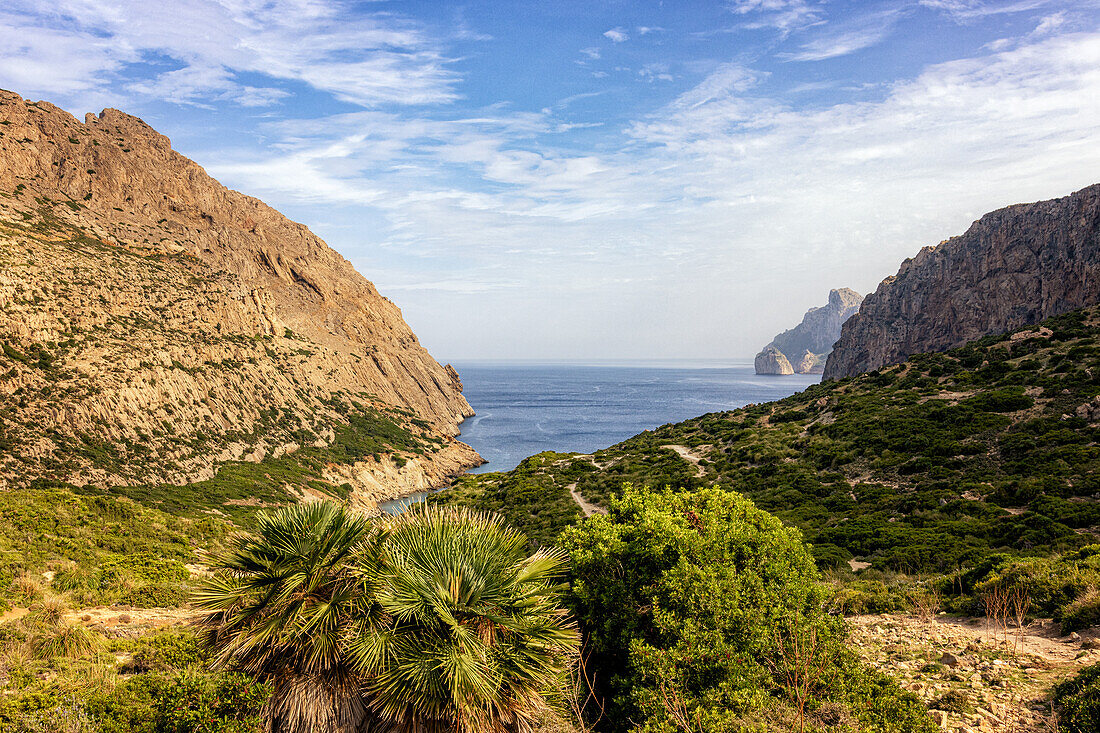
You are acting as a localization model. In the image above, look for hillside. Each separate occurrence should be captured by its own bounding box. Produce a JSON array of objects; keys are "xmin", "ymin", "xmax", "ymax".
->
[
  {"xmin": 755, "ymin": 287, "xmax": 862, "ymax": 374},
  {"xmin": 825, "ymin": 184, "xmax": 1100, "ymax": 379},
  {"xmin": 435, "ymin": 305, "xmax": 1100, "ymax": 571},
  {"xmin": 0, "ymin": 90, "xmax": 480, "ymax": 508}
]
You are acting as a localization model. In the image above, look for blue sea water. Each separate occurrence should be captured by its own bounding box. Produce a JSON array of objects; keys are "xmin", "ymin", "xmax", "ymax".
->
[
  {"xmin": 454, "ymin": 361, "xmax": 820, "ymax": 474},
  {"xmin": 379, "ymin": 361, "xmax": 818, "ymax": 513}
]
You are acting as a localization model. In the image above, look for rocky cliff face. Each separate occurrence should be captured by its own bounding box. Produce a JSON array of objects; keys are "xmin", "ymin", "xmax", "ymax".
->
[
  {"xmin": 0, "ymin": 90, "xmax": 480, "ymax": 506},
  {"xmin": 754, "ymin": 345, "xmax": 794, "ymax": 375},
  {"xmin": 824, "ymin": 184, "xmax": 1100, "ymax": 380},
  {"xmin": 755, "ymin": 288, "xmax": 862, "ymax": 374}
]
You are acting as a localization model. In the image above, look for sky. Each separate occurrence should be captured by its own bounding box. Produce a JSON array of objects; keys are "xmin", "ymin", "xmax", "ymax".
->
[{"xmin": 2, "ymin": 1, "xmax": 1100, "ymax": 361}]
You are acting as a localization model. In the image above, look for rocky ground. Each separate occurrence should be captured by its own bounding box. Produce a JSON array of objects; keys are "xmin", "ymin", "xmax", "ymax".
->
[{"xmin": 849, "ymin": 614, "xmax": 1099, "ymax": 732}]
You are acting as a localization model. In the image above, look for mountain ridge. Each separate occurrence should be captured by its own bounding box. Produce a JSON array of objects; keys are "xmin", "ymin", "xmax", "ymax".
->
[
  {"xmin": 0, "ymin": 89, "xmax": 480, "ymax": 506},
  {"xmin": 825, "ymin": 184, "xmax": 1100, "ymax": 379}
]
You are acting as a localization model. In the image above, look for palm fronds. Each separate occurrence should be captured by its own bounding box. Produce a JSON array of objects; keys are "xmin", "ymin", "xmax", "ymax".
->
[
  {"xmin": 193, "ymin": 501, "xmax": 377, "ymax": 733},
  {"xmin": 353, "ymin": 505, "xmax": 578, "ymax": 733},
  {"xmin": 195, "ymin": 501, "xmax": 578, "ymax": 733}
]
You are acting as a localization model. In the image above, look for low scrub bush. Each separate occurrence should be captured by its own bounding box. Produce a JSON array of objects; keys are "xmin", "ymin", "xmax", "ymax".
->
[
  {"xmin": 561, "ymin": 485, "xmax": 935, "ymax": 733},
  {"xmin": 1053, "ymin": 663, "xmax": 1100, "ymax": 733}
]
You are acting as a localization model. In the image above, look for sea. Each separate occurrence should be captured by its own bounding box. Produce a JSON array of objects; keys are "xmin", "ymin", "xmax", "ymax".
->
[{"xmin": 378, "ymin": 361, "xmax": 820, "ymax": 513}]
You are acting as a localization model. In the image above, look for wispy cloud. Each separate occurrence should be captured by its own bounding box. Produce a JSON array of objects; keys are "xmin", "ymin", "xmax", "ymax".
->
[
  {"xmin": 729, "ymin": 0, "xmax": 823, "ymax": 37},
  {"xmin": 2, "ymin": 1, "xmax": 1098, "ymax": 359},
  {"xmin": 638, "ymin": 63, "xmax": 674, "ymax": 83},
  {"xmin": 603, "ymin": 27, "xmax": 629, "ymax": 43},
  {"xmin": 920, "ymin": 0, "xmax": 1066, "ymax": 23},
  {"xmin": 783, "ymin": 7, "xmax": 905, "ymax": 61},
  {"xmin": 205, "ymin": 31, "xmax": 1100, "ymax": 356},
  {"xmin": 0, "ymin": 0, "xmax": 463, "ymax": 108}
]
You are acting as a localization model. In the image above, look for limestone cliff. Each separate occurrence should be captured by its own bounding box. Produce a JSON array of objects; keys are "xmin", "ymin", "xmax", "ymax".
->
[
  {"xmin": 0, "ymin": 90, "xmax": 480, "ymax": 507},
  {"xmin": 824, "ymin": 184, "xmax": 1100, "ymax": 380},
  {"xmin": 754, "ymin": 345, "xmax": 794, "ymax": 375},
  {"xmin": 754, "ymin": 288, "xmax": 862, "ymax": 374}
]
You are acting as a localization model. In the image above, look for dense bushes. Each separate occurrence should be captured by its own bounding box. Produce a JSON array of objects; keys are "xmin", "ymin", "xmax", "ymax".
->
[
  {"xmin": 430, "ymin": 452, "xmax": 583, "ymax": 546},
  {"xmin": 948, "ymin": 545, "xmax": 1100, "ymax": 625},
  {"xmin": 1053, "ymin": 662, "xmax": 1100, "ymax": 733},
  {"xmin": 561, "ymin": 486, "xmax": 935, "ymax": 733},
  {"xmin": 0, "ymin": 622, "xmax": 268, "ymax": 733},
  {"xmin": 0, "ymin": 488, "xmax": 223, "ymax": 611},
  {"xmin": 433, "ymin": 306, "xmax": 1100, "ymax": 576}
]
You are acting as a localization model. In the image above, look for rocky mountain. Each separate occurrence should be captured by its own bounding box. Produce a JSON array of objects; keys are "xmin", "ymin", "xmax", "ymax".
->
[
  {"xmin": 753, "ymin": 344, "xmax": 793, "ymax": 375},
  {"xmin": 0, "ymin": 90, "xmax": 480, "ymax": 508},
  {"xmin": 754, "ymin": 288, "xmax": 862, "ymax": 374},
  {"xmin": 824, "ymin": 184, "xmax": 1100, "ymax": 380}
]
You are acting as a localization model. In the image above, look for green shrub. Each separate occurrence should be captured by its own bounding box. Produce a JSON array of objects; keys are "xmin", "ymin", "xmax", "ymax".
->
[
  {"xmin": 1054, "ymin": 663, "xmax": 1100, "ymax": 733},
  {"xmin": 154, "ymin": 672, "xmax": 268, "ymax": 733},
  {"xmin": 828, "ymin": 577, "xmax": 910, "ymax": 614},
  {"xmin": 120, "ymin": 583, "xmax": 188, "ymax": 608},
  {"xmin": 561, "ymin": 485, "xmax": 935, "ymax": 733},
  {"xmin": 119, "ymin": 630, "xmax": 207, "ymax": 674},
  {"xmin": 1061, "ymin": 588, "xmax": 1100, "ymax": 633}
]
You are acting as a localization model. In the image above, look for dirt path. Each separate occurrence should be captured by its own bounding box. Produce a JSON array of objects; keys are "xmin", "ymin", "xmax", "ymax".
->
[
  {"xmin": 662, "ymin": 444, "xmax": 707, "ymax": 478},
  {"xmin": 0, "ymin": 607, "xmax": 29, "ymax": 624},
  {"xmin": 567, "ymin": 483, "xmax": 606, "ymax": 517},
  {"xmin": 849, "ymin": 614, "xmax": 1100, "ymax": 732},
  {"xmin": 61, "ymin": 606, "xmax": 201, "ymax": 634}
]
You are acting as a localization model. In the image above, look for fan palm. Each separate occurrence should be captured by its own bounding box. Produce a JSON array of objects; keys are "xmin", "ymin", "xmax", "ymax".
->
[
  {"xmin": 193, "ymin": 501, "xmax": 382, "ymax": 733},
  {"xmin": 351, "ymin": 504, "xmax": 578, "ymax": 733}
]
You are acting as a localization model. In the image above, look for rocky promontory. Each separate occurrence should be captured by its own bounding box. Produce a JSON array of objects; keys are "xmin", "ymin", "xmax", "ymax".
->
[
  {"xmin": 754, "ymin": 288, "xmax": 862, "ymax": 374},
  {"xmin": 824, "ymin": 184, "xmax": 1100, "ymax": 380}
]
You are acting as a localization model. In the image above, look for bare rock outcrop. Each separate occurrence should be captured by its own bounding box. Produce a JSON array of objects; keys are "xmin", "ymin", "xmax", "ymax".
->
[
  {"xmin": 794, "ymin": 350, "xmax": 822, "ymax": 374},
  {"xmin": 754, "ymin": 288, "xmax": 862, "ymax": 374},
  {"xmin": 0, "ymin": 89, "xmax": 480, "ymax": 500},
  {"xmin": 754, "ymin": 345, "xmax": 794, "ymax": 375},
  {"xmin": 824, "ymin": 184, "xmax": 1100, "ymax": 380}
]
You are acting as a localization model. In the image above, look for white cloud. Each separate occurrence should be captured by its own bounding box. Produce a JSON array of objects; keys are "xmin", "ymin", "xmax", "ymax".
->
[
  {"xmin": 920, "ymin": 0, "xmax": 1065, "ymax": 22},
  {"xmin": 730, "ymin": 0, "xmax": 823, "ymax": 36},
  {"xmin": 0, "ymin": 0, "xmax": 462, "ymax": 108},
  {"xmin": 125, "ymin": 64, "xmax": 288, "ymax": 108},
  {"xmin": 638, "ymin": 63, "xmax": 674, "ymax": 83},
  {"xmin": 603, "ymin": 27, "xmax": 629, "ymax": 43},
  {"xmin": 784, "ymin": 7, "xmax": 904, "ymax": 61},
  {"xmin": 0, "ymin": 11, "xmax": 135, "ymax": 96},
  {"xmin": 1031, "ymin": 11, "xmax": 1068, "ymax": 37},
  {"xmin": 204, "ymin": 31, "xmax": 1100, "ymax": 358}
]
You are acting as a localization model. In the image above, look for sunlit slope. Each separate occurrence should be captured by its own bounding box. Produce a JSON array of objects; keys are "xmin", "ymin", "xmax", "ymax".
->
[{"xmin": 435, "ymin": 306, "xmax": 1100, "ymax": 569}]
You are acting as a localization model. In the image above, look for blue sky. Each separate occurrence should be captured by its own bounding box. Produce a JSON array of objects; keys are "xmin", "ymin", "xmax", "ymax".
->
[{"xmin": 2, "ymin": 1, "xmax": 1099, "ymax": 360}]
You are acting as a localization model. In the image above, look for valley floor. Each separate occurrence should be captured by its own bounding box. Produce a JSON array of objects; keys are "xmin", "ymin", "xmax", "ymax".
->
[
  {"xmin": 4, "ymin": 602, "xmax": 1090, "ymax": 732},
  {"xmin": 849, "ymin": 614, "xmax": 1099, "ymax": 732}
]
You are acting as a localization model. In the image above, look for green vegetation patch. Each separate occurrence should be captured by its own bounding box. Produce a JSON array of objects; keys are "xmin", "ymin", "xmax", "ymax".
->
[
  {"xmin": 562, "ymin": 485, "xmax": 935, "ymax": 733},
  {"xmin": 430, "ymin": 451, "xmax": 584, "ymax": 546},
  {"xmin": 434, "ymin": 306, "xmax": 1100, "ymax": 577},
  {"xmin": 0, "ymin": 486, "xmax": 227, "ymax": 610}
]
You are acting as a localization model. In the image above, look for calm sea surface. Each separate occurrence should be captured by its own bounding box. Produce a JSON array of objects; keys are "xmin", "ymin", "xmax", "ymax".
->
[{"xmin": 380, "ymin": 361, "xmax": 818, "ymax": 512}]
